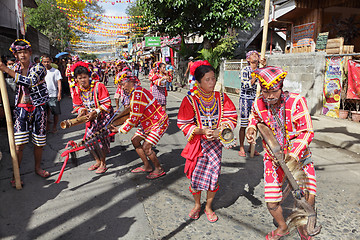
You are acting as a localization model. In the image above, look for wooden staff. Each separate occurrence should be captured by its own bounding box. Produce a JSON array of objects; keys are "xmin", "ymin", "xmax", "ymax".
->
[
  {"xmin": 60, "ymin": 115, "xmax": 87, "ymax": 129},
  {"xmin": 250, "ymin": 0, "xmax": 271, "ymax": 158},
  {"xmin": 0, "ymin": 72, "xmax": 22, "ymax": 189}
]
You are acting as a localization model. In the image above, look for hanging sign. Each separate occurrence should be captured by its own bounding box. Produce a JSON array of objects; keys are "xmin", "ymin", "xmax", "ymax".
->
[{"xmin": 145, "ymin": 37, "xmax": 161, "ymax": 47}]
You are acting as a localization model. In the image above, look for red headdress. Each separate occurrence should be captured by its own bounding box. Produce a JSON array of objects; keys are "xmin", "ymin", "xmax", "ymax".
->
[
  {"xmin": 189, "ymin": 60, "xmax": 211, "ymax": 76},
  {"xmin": 251, "ymin": 66, "xmax": 287, "ymax": 90},
  {"xmin": 70, "ymin": 61, "xmax": 90, "ymax": 73},
  {"xmin": 188, "ymin": 60, "xmax": 212, "ymax": 96}
]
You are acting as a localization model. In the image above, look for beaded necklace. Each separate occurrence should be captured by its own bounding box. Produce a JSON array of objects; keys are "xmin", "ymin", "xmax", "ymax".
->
[
  {"xmin": 266, "ymin": 92, "xmax": 290, "ymax": 151},
  {"xmin": 197, "ymin": 87, "xmax": 217, "ymax": 128},
  {"xmin": 80, "ymin": 80, "xmax": 95, "ymax": 109}
]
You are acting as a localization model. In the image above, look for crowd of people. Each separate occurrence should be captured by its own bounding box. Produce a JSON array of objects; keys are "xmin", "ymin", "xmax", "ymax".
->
[{"xmin": 0, "ymin": 39, "xmax": 318, "ymax": 240}]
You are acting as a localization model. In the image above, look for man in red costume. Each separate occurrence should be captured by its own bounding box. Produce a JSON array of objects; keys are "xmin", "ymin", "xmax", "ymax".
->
[
  {"xmin": 246, "ymin": 66, "xmax": 317, "ymax": 240},
  {"xmin": 110, "ymin": 71, "xmax": 169, "ymax": 179}
]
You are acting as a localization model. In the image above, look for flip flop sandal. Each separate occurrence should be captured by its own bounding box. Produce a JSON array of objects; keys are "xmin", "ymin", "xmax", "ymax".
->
[
  {"xmin": 189, "ymin": 209, "xmax": 200, "ymax": 220},
  {"xmin": 265, "ymin": 230, "xmax": 289, "ymax": 240},
  {"xmin": 88, "ymin": 164, "xmax": 100, "ymax": 171},
  {"xmin": 297, "ymin": 227, "xmax": 313, "ymax": 240},
  {"xmin": 95, "ymin": 167, "xmax": 108, "ymax": 174},
  {"xmin": 36, "ymin": 170, "xmax": 50, "ymax": 178},
  {"xmin": 204, "ymin": 210, "xmax": 218, "ymax": 223},
  {"xmin": 10, "ymin": 179, "xmax": 24, "ymax": 188},
  {"xmin": 131, "ymin": 167, "xmax": 152, "ymax": 173},
  {"xmin": 146, "ymin": 171, "xmax": 166, "ymax": 179},
  {"xmin": 238, "ymin": 150, "xmax": 246, "ymax": 157}
]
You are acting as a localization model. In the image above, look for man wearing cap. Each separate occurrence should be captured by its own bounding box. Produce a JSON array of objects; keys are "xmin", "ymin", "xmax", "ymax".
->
[
  {"xmin": 246, "ymin": 66, "xmax": 317, "ymax": 240},
  {"xmin": 109, "ymin": 71, "xmax": 169, "ymax": 180},
  {"xmin": 0, "ymin": 39, "xmax": 50, "ymax": 185}
]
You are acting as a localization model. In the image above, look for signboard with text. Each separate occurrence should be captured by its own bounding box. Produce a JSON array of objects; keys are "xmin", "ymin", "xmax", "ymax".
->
[
  {"xmin": 293, "ymin": 22, "xmax": 315, "ymax": 46},
  {"xmin": 145, "ymin": 37, "xmax": 161, "ymax": 47}
]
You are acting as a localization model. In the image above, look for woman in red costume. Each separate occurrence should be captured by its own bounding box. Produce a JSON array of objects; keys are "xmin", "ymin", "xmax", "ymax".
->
[
  {"xmin": 72, "ymin": 61, "xmax": 114, "ymax": 174},
  {"xmin": 177, "ymin": 61, "xmax": 238, "ymax": 222},
  {"xmin": 148, "ymin": 62, "xmax": 170, "ymax": 110}
]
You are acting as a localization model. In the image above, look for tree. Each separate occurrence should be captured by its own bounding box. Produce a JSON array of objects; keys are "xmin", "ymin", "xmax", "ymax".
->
[
  {"xmin": 25, "ymin": 0, "xmax": 103, "ymax": 51},
  {"xmin": 130, "ymin": 0, "xmax": 261, "ymax": 48}
]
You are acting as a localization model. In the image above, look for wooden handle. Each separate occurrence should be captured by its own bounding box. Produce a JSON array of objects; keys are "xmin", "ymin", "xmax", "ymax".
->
[
  {"xmin": 250, "ymin": 143, "xmax": 256, "ymax": 158},
  {"xmin": 60, "ymin": 115, "xmax": 88, "ymax": 129},
  {"xmin": 0, "ymin": 72, "xmax": 22, "ymax": 189},
  {"xmin": 111, "ymin": 107, "xmax": 130, "ymax": 126}
]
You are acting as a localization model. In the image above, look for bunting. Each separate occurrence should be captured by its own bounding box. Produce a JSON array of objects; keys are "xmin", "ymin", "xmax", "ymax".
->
[{"xmin": 57, "ymin": 5, "xmax": 143, "ymax": 19}]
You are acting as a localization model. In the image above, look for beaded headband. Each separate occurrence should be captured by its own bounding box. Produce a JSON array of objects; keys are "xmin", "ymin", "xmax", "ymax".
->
[
  {"xmin": 246, "ymin": 50, "xmax": 260, "ymax": 60},
  {"xmin": 251, "ymin": 66, "xmax": 287, "ymax": 90},
  {"xmin": 9, "ymin": 39, "xmax": 32, "ymax": 53}
]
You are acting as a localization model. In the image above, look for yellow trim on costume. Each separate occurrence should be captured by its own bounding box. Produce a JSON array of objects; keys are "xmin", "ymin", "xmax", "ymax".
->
[{"xmin": 251, "ymin": 72, "xmax": 287, "ymax": 89}]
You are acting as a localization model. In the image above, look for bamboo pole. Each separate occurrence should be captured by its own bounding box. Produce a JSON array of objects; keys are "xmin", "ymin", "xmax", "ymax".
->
[
  {"xmin": 0, "ymin": 72, "xmax": 22, "ymax": 189},
  {"xmin": 250, "ymin": 0, "xmax": 271, "ymax": 158}
]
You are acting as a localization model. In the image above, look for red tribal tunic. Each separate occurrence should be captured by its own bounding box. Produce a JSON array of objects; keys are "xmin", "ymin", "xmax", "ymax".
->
[
  {"xmin": 119, "ymin": 86, "xmax": 169, "ymax": 145},
  {"xmin": 177, "ymin": 92, "xmax": 237, "ymax": 190},
  {"xmin": 72, "ymin": 81, "xmax": 114, "ymax": 150},
  {"xmin": 248, "ymin": 92, "xmax": 316, "ymax": 202},
  {"xmin": 149, "ymin": 70, "xmax": 168, "ymax": 106}
]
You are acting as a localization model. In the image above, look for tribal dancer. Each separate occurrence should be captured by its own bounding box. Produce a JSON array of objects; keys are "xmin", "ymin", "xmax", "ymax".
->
[
  {"xmin": 72, "ymin": 61, "xmax": 114, "ymax": 174},
  {"xmin": 246, "ymin": 66, "xmax": 317, "ymax": 240},
  {"xmin": 65, "ymin": 55, "xmax": 80, "ymax": 98},
  {"xmin": 0, "ymin": 39, "xmax": 50, "ymax": 185},
  {"xmin": 177, "ymin": 61, "xmax": 237, "ymax": 222},
  {"xmin": 149, "ymin": 62, "xmax": 169, "ymax": 110},
  {"xmin": 109, "ymin": 71, "xmax": 168, "ymax": 179},
  {"xmin": 237, "ymin": 50, "xmax": 266, "ymax": 157}
]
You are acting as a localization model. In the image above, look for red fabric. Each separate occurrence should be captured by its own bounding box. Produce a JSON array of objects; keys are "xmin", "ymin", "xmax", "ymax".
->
[
  {"xmin": 56, "ymin": 132, "xmax": 117, "ymax": 183},
  {"xmin": 72, "ymin": 81, "xmax": 112, "ymax": 113},
  {"xmin": 181, "ymin": 135, "xmax": 203, "ymax": 179},
  {"xmin": 119, "ymin": 86, "xmax": 168, "ymax": 134},
  {"xmin": 347, "ymin": 60, "xmax": 360, "ymax": 99},
  {"xmin": 249, "ymin": 93, "xmax": 314, "ymax": 162},
  {"xmin": 177, "ymin": 92, "xmax": 238, "ymax": 178}
]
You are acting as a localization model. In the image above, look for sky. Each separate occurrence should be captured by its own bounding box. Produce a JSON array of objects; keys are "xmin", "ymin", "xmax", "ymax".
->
[
  {"xmin": 88, "ymin": 1, "xmax": 132, "ymax": 58},
  {"xmin": 94, "ymin": 2, "xmax": 131, "ymax": 42}
]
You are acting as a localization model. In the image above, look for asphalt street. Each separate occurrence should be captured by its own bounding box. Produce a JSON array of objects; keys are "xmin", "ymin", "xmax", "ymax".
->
[{"xmin": 0, "ymin": 76, "xmax": 359, "ymax": 240}]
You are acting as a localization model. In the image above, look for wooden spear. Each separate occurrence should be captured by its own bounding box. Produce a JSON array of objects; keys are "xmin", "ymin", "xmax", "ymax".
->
[
  {"xmin": 0, "ymin": 72, "xmax": 22, "ymax": 189},
  {"xmin": 250, "ymin": 0, "xmax": 271, "ymax": 158}
]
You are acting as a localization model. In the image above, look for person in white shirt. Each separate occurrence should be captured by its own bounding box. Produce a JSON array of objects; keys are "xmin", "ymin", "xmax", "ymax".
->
[{"xmin": 41, "ymin": 55, "xmax": 62, "ymax": 133}]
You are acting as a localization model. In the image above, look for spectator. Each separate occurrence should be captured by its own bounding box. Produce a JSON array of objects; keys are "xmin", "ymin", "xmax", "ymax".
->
[{"xmin": 41, "ymin": 55, "xmax": 62, "ymax": 133}]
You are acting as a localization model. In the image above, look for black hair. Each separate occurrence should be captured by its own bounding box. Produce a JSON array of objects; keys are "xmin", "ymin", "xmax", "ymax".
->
[
  {"xmin": 159, "ymin": 62, "xmax": 165, "ymax": 68},
  {"xmin": 41, "ymin": 54, "xmax": 52, "ymax": 61},
  {"xmin": 74, "ymin": 66, "xmax": 90, "ymax": 78},
  {"xmin": 194, "ymin": 65, "xmax": 216, "ymax": 83}
]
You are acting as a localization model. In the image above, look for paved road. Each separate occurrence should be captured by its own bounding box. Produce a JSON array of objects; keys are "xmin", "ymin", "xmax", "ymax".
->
[{"xmin": 0, "ymin": 76, "xmax": 359, "ymax": 239}]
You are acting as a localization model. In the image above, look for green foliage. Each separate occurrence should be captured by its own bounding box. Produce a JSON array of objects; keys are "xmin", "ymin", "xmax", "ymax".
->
[
  {"xmin": 25, "ymin": 0, "xmax": 103, "ymax": 51},
  {"xmin": 79, "ymin": 52, "xmax": 97, "ymax": 61},
  {"xmin": 25, "ymin": 0, "xmax": 71, "ymax": 51},
  {"xmin": 198, "ymin": 35, "xmax": 238, "ymax": 71},
  {"xmin": 131, "ymin": 0, "xmax": 261, "ymax": 42},
  {"xmin": 171, "ymin": 38, "xmax": 202, "ymax": 60},
  {"xmin": 199, "ymin": 49, "xmax": 220, "ymax": 71}
]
